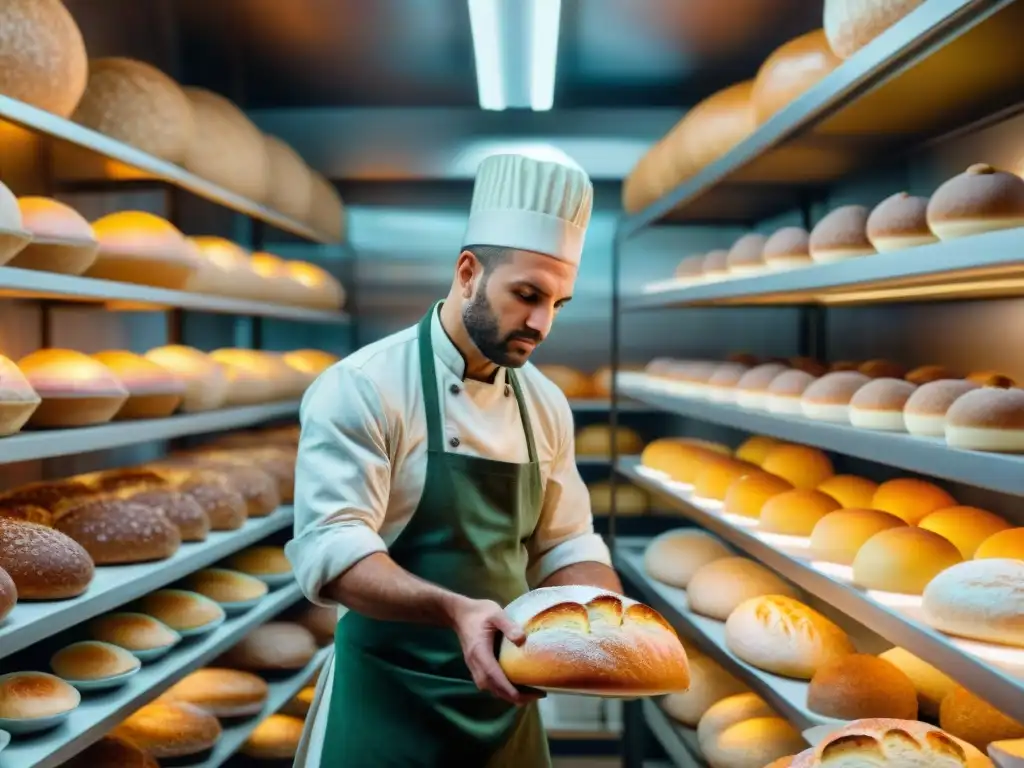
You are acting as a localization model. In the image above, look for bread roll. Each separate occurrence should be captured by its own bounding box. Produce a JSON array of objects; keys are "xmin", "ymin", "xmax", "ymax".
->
[
  {"xmin": 693, "ymin": 458, "xmax": 761, "ymax": 502},
  {"xmin": 945, "ymin": 387, "xmax": 1024, "ymax": 452},
  {"xmin": 141, "ymin": 345, "xmax": 229, "ymax": 413},
  {"xmin": 114, "ymin": 700, "xmax": 222, "ymax": 759},
  {"xmin": 220, "ymin": 622, "xmax": 318, "ymax": 671},
  {"xmin": 90, "ymin": 350, "xmax": 184, "ymax": 420},
  {"xmin": 162, "ymin": 457, "xmax": 279, "ymax": 517},
  {"xmin": 0, "ymin": 517, "xmax": 94, "ymax": 599},
  {"xmin": 809, "ymin": 205, "xmax": 876, "ymax": 263},
  {"xmin": 703, "ymin": 717, "xmax": 806, "ymax": 768},
  {"xmin": 228, "ymin": 545, "xmax": 292, "ymax": 577},
  {"xmin": 866, "ymin": 191, "xmax": 938, "ymax": 252},
  {"xmin": 676, "ymin": 80, "xmax": 757, "ymax": 171},
  {"xmin": 759, "ymin": 489, "xmax": 842, "ymax": 537},
  {"xmin": 696, "ymin": 692, "xmax": 776, "ymax": 750},
  {"xmin": 706, "ymin": 363, "xmax": 751, "ymax": 402},
  {"xmin": 160, "ymin": 668, "xmax": 269, "ymax": 717},
  {"xmin": 849, "ymin": 377, "xmax": 917, "ymax": 431},
  {"xmin": 660, "ymin": 655, "xmax": 748, "ymax": 726},
  {"xmin": 241, "ymin": 714, "xmax": 306, "ymax": 760},
  {"xmin": 871, "ymin": 478, "xmax": 956, "ymax": 525},
  {"xmin": 809, "ymin": 509, "xmax": 906, "ymax": 565},
  {"xmin": 90, "ymin": 613, "xmax": 179, "ymax": 652},
  {"xmin": 940, "ymin": 685, "xmax": 1024, "ymax": 749},
  {"xmin": 263, "ymin": 135, "xmax": 313, "ymax": 221},
  {"xmin": 281, "ymin": 686, "xmax": 315, "ymax": 718},
  {"xmin": 641, "ymin": 438, "xmax": 732, "ymax": 485},
  {"xmin": 762, "ymin": 227, "xmax": 812, "ymax": 271},
  {"xmin": 12, "ymin": 197, "xmax": 98, "ymax": 276},
  {"xmin": 852, "ymin": 527, "xmax": 962, "ymax": 595},
  {"xmin": 157, "ymin": 467, "xmax": 248, "ymax": 531},
  {"xmin": 87, "ymin": 211, "xmax": 199, "ymax": 289},
  {"xmin": 0, "ymin": 565, "xmax": 15, "ymax": 621},
  {"xmin": 878, "ymin": 646, "xmax": 957, "ymax": 719},
  {"xmin": 726, "ymin": 233, "xmax": 768, "ymax": 276},
  {"xmin": 734, "ymin": 435, "xmax": 783, "ymax": 466},
  {"xmin": 306, "ymin": 171, "xmax": 346, "ymax": 242},
  {"xmin": 62, "ymin": 735, "xmax": 159, "ymax": 768},
  {"xmin": 139, "ymin": 589, "xmax": 225, "ymax": 632},
  {"xmin": 50, "ymin": 496, "xmax": 181, "ymax": 565},
  {"xmin": 50, "ymin": 640, "xmax": 140, "ymax": 681},
  {"xmin": 724, "ymin": 595, "xmax": 855, "ymax": 679},
  {"xmin": 922, "ymin": 558, "xmax": 1024, "ymax": 648},
  {"xmin": 575, "ymin": 424, "xmax": 645, "ymax": 456},
  {"xmin": 807, "ymin": 654, "xmax": 918, "ymax": 720},
  {"xmin": 284, "ymin": 261, "xmax": 346, "ymax": 310},
  {"xmin": 823, "ymin": 0, "xmax": 927, "ymax": 59},
  {"xmin": 538, "ymin": 365, "xmax": 593, "ymax": 399},
  {"xmin": 18, "ymin": 349, "xmax": 129, "ymax": 427},
  {"xmin": 698, "ymin": 249, "xmax": 728, "ymax": 281},
  {"xmin": 927, "ymin": 164, "xmax": 1024, "ymax": 240},
  {"xmin": 498, "ymin": 586, "xmax": 690, "ymax": 695},
  {"xmin": 644, "ymin": 529, "xmax": 732, "ymax": 588},
  {"xmin": 109, "ymin": 485, "xmax": 209, "ymax": 543},
  {"xmin": 185, "ymin": 568, "xmax": 269, "ymax": 605},
  {"xmin": 723, "ymin": 471, "xmax": 793, "ymax": 520},
  {"xmin": 800, "ymin": 717, "xmax": 991, "ymax": 766},
  {"xmin": 752, "ymin": 30, "xmax": 841, "ymax": 124},
  {"xmin": 905, "ymin": 364, "xmax": 957, "ymax": 385},
  {"xmin": 967, "ymin": 370, "xmax": 1016, "ymax": 388},
  {"xmin": 688, "ymin": 557, "xmax": 799, "ymax": 620},
  {"xmin": 673, "ymin": 254, "xmax": 706, "ymax": 284},
  {"xmin": 588, "ymin": 480, "xmax": 649, "ymax": 516},
  {"xmin": 801, "ymin": 371, "xmax": 872, "ymax": 422},
  {"xmin": 185, "ymin": 236, "xmax": 265, "ymax": 299},
  {"xmin": 903, "ymin": 379, "xmax": 979, "ymax": 437},
  {"xmin": 761, "ymin": 444, "xmax": 834, "ymax": 489},
  {"xmin": 295, "ymin": 603, "xmax": 338, "ymax": 647},
  {"xmin": 282, "ymin": 349, "xmax": 339, "ymax": 379},
  {"xmin": 767, "ymin": 370, "xmax": 818, "ymax": 414},
  {"xmin": 733, "ymin": 362, "xmax": 789, "ymax": 409},
  {"xmin": 918, "ymin": 506, "xmax": 1010, "ymax": 558},
  {"xmin": 815, "ymin": 474, "xmax": 877, "ymax": 509},
  {"xmin": 0, "ymin": 671, "xmax": 80, "ymax": 721},
  {"xmin": 975, "ymin": 527, "xmax": 1024, "ymax": 559}
]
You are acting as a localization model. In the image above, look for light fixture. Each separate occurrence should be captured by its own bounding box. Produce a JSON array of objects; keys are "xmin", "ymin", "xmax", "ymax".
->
[{"xmin": 468, "ymin": 0, "xmax": 561, "ymax": 111}]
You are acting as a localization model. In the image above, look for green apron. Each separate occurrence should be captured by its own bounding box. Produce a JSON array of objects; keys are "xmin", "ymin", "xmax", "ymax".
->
[{"xmin": 320, "ymin": 304, "xmax": 551, "ymax": 767}]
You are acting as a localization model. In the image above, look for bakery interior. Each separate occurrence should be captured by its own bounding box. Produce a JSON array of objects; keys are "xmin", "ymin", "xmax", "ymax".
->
[{"xmin": 2, "ymin": 0, "xmax": 1024, "ymax": 766}]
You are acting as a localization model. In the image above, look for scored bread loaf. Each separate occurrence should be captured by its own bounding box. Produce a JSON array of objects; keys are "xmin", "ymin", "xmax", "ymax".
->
[{"xmin": 498, "ymin": 586, "xmax": 691, "ymax": 696}]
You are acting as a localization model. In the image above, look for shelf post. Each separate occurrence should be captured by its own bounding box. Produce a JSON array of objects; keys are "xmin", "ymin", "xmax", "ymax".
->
[{"xmin": 608, "ymin": 220, "xmax": 625, "ymax": 549}]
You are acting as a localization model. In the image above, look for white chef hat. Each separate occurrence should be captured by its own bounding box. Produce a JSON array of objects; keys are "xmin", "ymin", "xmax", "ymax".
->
[{"xmin": 461, "ymin": 153, "xmax": 593, "ymax": 266}]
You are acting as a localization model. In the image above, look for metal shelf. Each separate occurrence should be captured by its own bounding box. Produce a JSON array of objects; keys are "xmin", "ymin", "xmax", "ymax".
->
[
  {"xmin": 0, "ymin": 582, "xmax": 304, "ymax": 768},
  {"xmin": 577, "ymin": 455, "xmax": 630, "ymax": 468},
  {"xmin": 619, "ymin": 457, "xmax": 1024, "ymax": 722},
  {"xmin": 570, "ymin": 399, "xmax": 655, "ymax": 413},
  {"xmin": 0, "ymin": 507, "xmax": 294, "ymax": 661},
  {"xmin": 183, "ymin": 646, "xmax": 330, "ymax": 768},
  {"xmin": 0, "ymin": 93, "xmax": 333, "ymax": 244},
  {"xmin": 619, "ymin": 380, "xmax": 1024, "ymax": 497},
  {"xmin": 619, "ymin": 0, "xmax": 1024, "ymax": 229},
  {"xmin": 615, "ymin": 542, "xmax": 831, "ymax": 734},
  {"xmin": 641, "ymin": 700, "xmax": 705, "ymax": 768},
  {"xmin": 625, "ymin": 227, "xmax": 1024, "ymax": 310},
  {"xmin": 0, "ymin": 266, "xmax": 349, "ymax": 324},
  {"xmin": 0, "ymin": 401, "xmax": 299, "ymax": 464}
]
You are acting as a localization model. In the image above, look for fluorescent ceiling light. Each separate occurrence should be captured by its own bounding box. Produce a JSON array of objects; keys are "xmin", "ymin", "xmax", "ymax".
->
[{"xmin": 468, "ymin": 0, "xmax": 561, "ymax": 111}]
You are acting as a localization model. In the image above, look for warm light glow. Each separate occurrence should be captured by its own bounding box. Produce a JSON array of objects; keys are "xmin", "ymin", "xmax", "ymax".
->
[
  {"xmin": 811, "ymin": 561, "xmax": 854, "ymax": 583},
  {"xmin": 819, "ymin": 276, "xmax": 1024, "ymax": 305},
  {"xmin": 753, "ymin": 531, "xmax": 811, "ymax": 551},
  {"xmin": 866, "ymin": 589, "xmax": 923, "ymax": 610},
  {"xmin": 721, "ymin": 512, "xmax": 759, "ymax": 529},
  {"xmin": 949, "ymin": 637, "xmax": 1024, "ymax": 670},
  {"xmin": 691, "ymin": 497, "xmax": 724, "ymax": 511},
  {"xmin": 634, "ymin": 465, "xmax": 668, "ymax": 482}
]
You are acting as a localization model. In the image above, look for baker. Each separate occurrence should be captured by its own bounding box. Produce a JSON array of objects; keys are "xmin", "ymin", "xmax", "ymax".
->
[{"xmin": 286, "ymin": 153, "xmax": 623, "ymax": 767}]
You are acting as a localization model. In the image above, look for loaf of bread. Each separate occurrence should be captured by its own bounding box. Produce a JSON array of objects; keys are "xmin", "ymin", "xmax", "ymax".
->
[
  {"xmin": 0, "ymin": 517, "xmax": 94, "ymax": 599},
  {"xmin": 62, "ymin": 735, "xmax": 159, "ymax": 768},
  {"xmin": 141, "ymin": 345, "xmax": 229, "ymax": 412},
  {"xmin": 0, "ymin": 564, "xmax": 15, "ymax": 621},
  {"xmin": 807, "ymin": 653, "xmax": 918, "ymax": 720},
  {"xmin": 702, "ymin": 717, "xmax": 806, "ymax": 768},
  {"xmin": 18, "ymin": 349, "xmax": 129, "ymax": 427},
  {"xmin": 160, "ymin": 668, "xmax": 269, "ymax": 717},
  {"xmin": 284, "ymin": 260, "xmax": 346, "ymax": 310},
  {"xmin": 760, "ymin": 489, "xmax": 842, "ymax": 537},
  {"xmin": 644, "ymin": 529, "xmax": 732, "ymax": 588},
  {"xmin": 927, "ymin": 163, "xmax": 1024, "ymax": 240},
  {"xmin": 241, "ymin": 714, "xmax": 306, "ymax": 760},
  {"xmin": 922, "ymin": 558, "xmax": 1024, "ymax": 648},
  {"xmin": 660, "ymin": 654, "xmax": 748, "ymax": 726},
  {"xmin": 228, "ymin": 545, "xmax": 292, "ymax": 578},
  {"xmin": 902, "ymin": 379, "xmax": 979, "ymax": 437},
  {"xmin": 976, "ymin": 527, "xmax": 1024, "ymax": 560},
  {"xmin": 50, "ymin": 496, "xmax": 181, "ymax": 565},
  {"xmin": 724, "ymin": 595, "xmax": 855, "ymax": 679},
  {"xmin": 282, "ymin": 686, "xmax": 316, "ymax": 718},
  {"xmin": 154, "ymin": 467, "xmax": 248, "ymax": 531},
  {"xmin": 90, "ymin": 612, "xmax": 179, "ymax": 652},
  {"xmin": 588, "ymin": 480, "xmax": 649, "ymax": 516},
  {"xmin": 0, "ymin": 671, "xmax": 80, "ymax": 721},
  {"xmin": 185, "ymin": 568, "xmax": 268, "ymax": 605},
  {"xmin": 538, "ymin": 365, "xmax": 593, "ymax": 399},
  {"xmin": 688, "ymin": 557, "xmax": 799, "ymax": 621},
  {"xmin": 113, "ymin": 700, "xmax": 222, "ymax": 759},
  {"xmin": 696, "ymin": 692, "xmax": 776, "ymax": 752},
  {"xmin": 87, "ymin": 211, "xmax": 199, "ymax": 289},
  {"xmin": 752, "ymin": 30, "xmax": 840, "ymax": 124},
  {"xmin": 219, "ymin": 622, "xmax": 318, "ymax": 670},
  {"xmin": 107, "ymin": 485, "xmax": 209, "ymax": 543},
  {"xmin": 183, "ymin": 236, "xmax": 262, "ymax": 299},
  {"xmin": 157, "ymin": 456, "xmax": 280, "ymax": 517},
  {"xmin": 249, "ymin": 250, "xmax": 312, "ymax": 305},
  {"xmin": 945, "ymin": 386, "xmax": 1024, "ymax": 452},
  {"xmin": 823, "ymin": 0, "xmax": 927, "ymax": 59},
  {"xmin": 498, "ymin": 586, "xmax": 691, "ymax": 695},
  {"xmin": 939, "ymin": 685, "xmax": 1024, "ymax": 749},
  {"xmin": 139, "ymin": 589, "xmax": 225, "ymax": 632},
  {"xmin": 871, "ymin": 477, "xmax": 956, "ymax": 525},
  {"xmin": 11, "ymin": 197, "xmax": 98, "ymax": 275},
  {"xmin": 866, "ymin": 191, "xmax": 938, "ymax": 252},
  {"xmin": 179, "ymin": 446, "xmax": 294, "ymax": 504},
  {"xmin": 852, "ymin": 526, "xmax": 962, "ymax": 595},
  {"xmin": 761, "ymin": 444, "xmax": 834, "ymax": 489},
  {"xmin": 723, "ymin": 471, "xmax": 793, "ymax": 520},
  {"xmin": 878, "ymin": 646, "xmax": 956, "ymax": 719},
  {"xmin": 576, "ymin": 424, "xmax": 645, "ymax": 456},
  {"xmin": 50, "ymin": 640, "xmax": 140, "ymax": 681},
  {"xmin": 295, "ymin": 603, "xmax": 338, "ymax": 646},
  {"xmin": 91, "ymin": 350, "xmax": 185, "ymax": 420},
  {"xmin": 809, "ymin": 205, "xmax": 876, "ymax": 263}
]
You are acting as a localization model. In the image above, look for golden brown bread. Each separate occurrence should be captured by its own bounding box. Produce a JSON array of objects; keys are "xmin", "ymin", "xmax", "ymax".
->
[
  {"xmin": 760, "ymin": 444, "xmax": 834, "ymax": 489},
  {"xmin": 810, "ymin": 509, "xmax": 906, "ymax": 566},
  {"xmin": 50, "ymin": 640, "xmax": 140, "ymax": 680},
  {"xmin": 159, "ymin": 668, "xmax": 269, "ymax": 717},
  {"xmin": 0, "ymin": 565, "xmax": 15, "ymax": 621},
  {"xmin": 815, "ymin": 474, "xmax": 878, "ymax": 509},
  {"xmin": 90, "ymin": 612, "xmax": 179, "ymax": 651},
  {"xmin": 0, "ymin": 479, "xmax": 95, "ymax": 512},
  {"xmin": 157, "ymin": 458, "xmax": 279, "ymax": 516},
  {"xmin": 185, "ymin": 568, "xmax": 268, "ymax": 604},
  {"xmin": 281, "ymin": 685, "xmax": 315, "ymax": 718},
  {"xmin": 752, "ymin": 29, "xmax": 841, "ymax": 124},
  {"xmin": 0, "ymin": 671, "xmax": 80, "ymax": 720},
  {"xmin": 643, "ymin": 529, "xmax": 732, "ymax": 588},
  {"xmin": 139, "ymin": 589, "xmax": 225, "ymax": 631},
  {"xmin": 905, "ymin": 364, "xmax": 956, "ymax": 385},
  {"xmin": 723, "ymin": 471, "xmax": 793, "ymax": 520},
  {"xmin": 871, "ymin": 477, "xmax": 956, "ymax": 525},
  {"xmin": 228, "ymin": 545, "xmax": 292, "ymax": 576},
  {"xmin": 659, "ymin": 654, "xmax": 748, "ymax": 726},
  {"xmin": 940, "ymin": 686, "xmax": 1024, "ymax": 749},
  {"xmin": 50, "ymin": 495, "xmax": 181, "ymax": 565},
  {"xmin": 0, "ymin": 517, "xmax": 94, "ymax": 599},
  {"xmin": 0, "ymin": 503, "xmax": 52, "ymax": 525},
  {"xmin": 687, "ymin": 557, "xmax": 799, "ymax": 621},
  {"xmin": 807, "ymin": 654, "xmax": 918, "ymax": 720},
  {"xmin": 63, "ymin": 735, "xmax": 159, "ymax": 768},
  {"xmin": 113, "ymin": 700, "xmax": 222, "ymax": 758},
  {"xmin": 240, "ymin": 714, "xmax": 306, "ymax": 760},
  {"xmin": 113, "ymin": 486, "xmax": 210, "ymax": 542},
  {"xmin": 157, "ymin": 467, "xmax": 249, "ymax": 530},
  {"xmin": 878, "ymin": 647, "xmax": 957, "ymax": 720},
  {"xmin": 219, "ymin": 622, "xmax": 318, "ymax": 670}
]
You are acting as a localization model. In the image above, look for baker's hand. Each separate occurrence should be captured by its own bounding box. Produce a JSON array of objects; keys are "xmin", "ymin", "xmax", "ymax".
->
[{"xmin": 451, "ymin": 597, "xmax": 543, "ymax": 706}]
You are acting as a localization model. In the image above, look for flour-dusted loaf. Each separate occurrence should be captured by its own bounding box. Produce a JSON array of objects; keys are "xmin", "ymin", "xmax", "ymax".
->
[
  {"xmin": 823, "ymin": 0, "xmax": 927, "ymax": 59},
  {"xmin": 921, "ymin": 558, "xmax": 1024, "ymax": 648},
  {"xmin": 50, "ymin": 495, "xmax": 181, "ymax": 565},
  {"xmin": 0, "ymin": 565, "xmax": 15, "ymax": 621},
  {"xmin": 498, "ymin": 586, "xmax": 691, "ymax": 696}
]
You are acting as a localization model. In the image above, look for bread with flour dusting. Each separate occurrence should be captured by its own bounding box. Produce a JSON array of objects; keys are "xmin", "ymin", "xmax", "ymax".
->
[{"xmin": 498, "ymin": 586, "xmax": 691, "ymax": 695}]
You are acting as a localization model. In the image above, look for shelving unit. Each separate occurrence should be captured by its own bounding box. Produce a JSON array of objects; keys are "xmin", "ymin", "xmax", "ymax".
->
[
  {"xmin": 640, "ymin": 700, "xmax": 704, "ymax": 768},
  {"xmin": 569, "ymin": 399, "xmax": 654, "ymax": 413},
  {"xmin": 0, "ymin": 582, "xmax": 304, "ymax": 768}
]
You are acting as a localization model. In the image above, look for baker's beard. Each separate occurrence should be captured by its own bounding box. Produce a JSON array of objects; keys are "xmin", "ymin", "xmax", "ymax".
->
[{"xmin": 463, "ymin": 289, "xmax": 541, "ymax": 368}]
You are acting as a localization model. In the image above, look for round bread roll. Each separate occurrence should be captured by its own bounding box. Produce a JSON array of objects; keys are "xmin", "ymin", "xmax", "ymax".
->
[
  {"xmin": 185, "ymin": 236, "xmax": 265, "ymax": 299},
  {"xmin": 724, "ymin": 594, "xmax": 855, "ymax": 679},
  {"xmin": 809, "ymin": 205, "xmax": 876, "ymax": 263},
  {"xmin": 903, "ymin": 379, "xmax": 979, "ymax": 436},
  {"xmin": 282, "ymin": 349, "xmax": 340, "ymax": 379},
  {"xmin": 688, "ymin": 557, "xmax": 799, "ymax": 620},
  {"xmin": 759, "ymin": 489, "xmax": 842, "ymax": 537},
  {"xmin": 878, "ymin": 646, "xmax": 957, "ymax": 719},
  {"xmin": 807, "ymin": 653, "xmax": 918, "ymax": 720},
  {"xmin": 588, "ymin": 480, "xmax": 649, "ymax": 516},
  {"xmin": 498, "ymin": 586, "xmax": 690, "ymax": 695},
  {"xmin": 50, "ymin": 640, "xmax": 140, "ymax": 681},
  {"xmin": 185, "ymin": 568, "xmax": 269, "ymax": 605},
  {"xmin": 295, "ymin": 602, "xmax": 338, "ymax": 646},
  {"xmin": 140, "ymin": 590, "xmax": 225, "ymax": 632},
  {"xmin": 871, "ymin": 478, "xmax": 956, "ymax": 525},
  {"xmin": 906, "ymin": 364, "xmax": 957, "ymax": 385},
  {"xmin": 762, "ymin": 227, "xmax": 812, "ymax": 271},
  {"xmin": 866, "ymin": 191, "xmax": 938, "ymax": 252},
  {"xmin": 0, "ymin": 565, "xmax": 15, "ymax": 621},
  {"xmin": 766, "ymin": 370, "xmax": 819, "ymax": 414},
  {"xmin": 761, "ymin": 444, "xmax": 834, "ymax": 489},
  {"xmin": 704, "ymin": 717, "xmax": 806, "ymax": 768},
  {"xmin": 940, "ymin": 685, "xmax": 1024, "ymax": 749},
  {"xmin": 823, "ymin": 0, "xmax": 927, "ymax": 59},
  {"xmin": 263, "ymin": 135, "xmax": 313, "ymax": 221},
  {"xmin": 752, "ymin": 29, "xmax": 841, "ymax": 124},
  {"xmin": 576, "ymin": 424, "xmax": 645, "ymax": 456},
  {"xmin": 154, "ymin": 467, "xmax": 247, "ymax": 531},
  {"xmin": 722, "ymin": 471, "xmax": 793, "ymax": 520},
  {"xmin": 726, "ymin": 233, "xmax": 768, "ymax": 275},
  {"xmin": 659, "ymin": 654, "xmax": 748, "ymax": 726},
  {"xmin": 18, "ymin": 349, "xmax": 130, "ymax": 428},
  {"xmin": 918, "ymin": 506, "xmax": 1010, "ymax": 559},
  {"xmin": 63, "ymin": 735, "xmax": 159, "ymax": 768},
  {"xmin": 143, "ymin": 345, "xmax": 230, "ymax": 413},
  {"xmin": 220, "ymin": 622, "xmax": 318, "ymax": 670},
  {"xmin": 90, "ymin": 612, "xmax": 179, "ymax": 652},
  {"xmin": 644, "ymin": 529, "xmax": 732, "ymax": 588},
  {"xmin": 922, "ymin": 558, "xmax": 1024, "ymax": 648},
  {"xmin": 87, "ymin": 211, "xmax": 199, "ymax": 290},
  {"xmin": 538, "ymin": 365, "xmax": 593, "ymax": 399},
  {"xmin": 849, "ymin": 377, "xmax": 917, "ymax": 431},
  {"xmin": 12, "ymin": 196, "xmax": 98, "ymax": 276},
  {"xmin": 976, "ymin": 527, "xmax": 1024, "ymax": 560},
  {"xmin": 281, "ymin": 686, "xmax": 315, "ymax": 718},
  {"xmin": 945, "ymin": 386, "xmax": 1024, "ymax": 452},
  {"xmin": 734, "ymin": 435, "xmax": 783, "ymax": 466},
  {"xmin": 0, "ymin": 0, "xmax": 88, "ymax": 117},
  {"xmin": 967, "ymin": 370, "xmax": 1015, "ymax": 388},
  {"xmin": 706, "ymin": 363, "xmax": 750, "ymax": 402},
  {"xmin": 114, "ymin": 700, "xmax": 222, "ymax": 759},
  {"xmin": 816, "ymin": 474, "xmax": 878, "ymax": 509},
  {"xmin": 50, "ymin": 496, "xmax": 182, "ymax": 565},
  {"xmin": 852, "ymin": 526, "xmax": 962, "ymax": 595},
  {"xmin": 640, "ymin": 437, "xmax": 731, "ymax": 483},
  {"xmin": 927, "ymin": 163, "xmax": 1024, "ymax": 240},
  {"xmin": 696, "ymin": 692, "xmax": 776, "ymax": 749},
  {"xmin": 801, "ymin": 371, "xmax": 872, "ymax": 422},
  {"xmin": 0, "ymin": 517, "xmax": 94, "ymax": 599},
  {"xmin": 693, "ymin": 458, "xmax": 760, "ymax": 502},
  {"xmin": 735, "ymin": 363, "xmax": 791, "ymax": 409},
  {"xmin": 241, "ymin": 714, "xmax": 306, "ymax": 760},
  {"xmin": 161, "ymin": 668, "xmax": 269, "ymax": 717},
  {"xmin": 0, "ymin": 354, "xmax": 40, "ymax": 436},
  {"xmin": 91, "ymin": 350, "xmax": 185, "ymax": 420},
  {"xmin": 809, "ymin": 509, "xmax": 906, "ymax": 566},
  {"xmin": 111, "ymin": 485, "xmax": 209, "ymax": 543},
  {"xmin": 803, "ymin": 717, "xmax": 991, "ymax": 766},
  {"xmin": 0, "ymin": 671, "xmax": 80, "ymax": 721},
  {"xmin": 164, "ymin": 457, "xmax": 279, "ymax": 517},
  {"xmin": 70, "ymin": 58, "xmax": 195, "ymax": 162},
  {"xmin": 228, "ymin": 545, "xmax": 292, "ymax": 577},
  {"xmin": 283, "ymin": 260, "xmax": 346, "ymax": 310},
  {"xmin": 673, "ymin": 254, "xmax": 706, "ymax": 284}
]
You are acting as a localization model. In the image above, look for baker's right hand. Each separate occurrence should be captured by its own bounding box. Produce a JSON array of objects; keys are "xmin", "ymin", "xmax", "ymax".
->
[{"xmin": 451, "ymin": 597, "xmax": 543, "ymax": 706}]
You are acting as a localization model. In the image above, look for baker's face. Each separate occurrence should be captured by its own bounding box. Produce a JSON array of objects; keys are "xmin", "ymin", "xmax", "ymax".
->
[{"xmin": 462, "ymin": 250, "xmax": 576, "ymax": 367}]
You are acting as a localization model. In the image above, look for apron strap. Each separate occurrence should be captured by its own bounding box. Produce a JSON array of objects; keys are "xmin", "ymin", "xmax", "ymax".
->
[{"xmin": 506, "ymin": 369, "xmax": 538, "ymax": 465}]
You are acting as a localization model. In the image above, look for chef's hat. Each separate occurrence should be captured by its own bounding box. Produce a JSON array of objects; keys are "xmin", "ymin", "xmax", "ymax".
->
[{"xmin": 461, "ymin": 153, "xmax": 593, "ymax": 266}]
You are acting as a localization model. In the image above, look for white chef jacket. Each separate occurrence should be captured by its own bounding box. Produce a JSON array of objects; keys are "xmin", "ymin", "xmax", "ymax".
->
[{"xmin": 286, "ymin": 306, "xmax": 612, "ymax": 767}]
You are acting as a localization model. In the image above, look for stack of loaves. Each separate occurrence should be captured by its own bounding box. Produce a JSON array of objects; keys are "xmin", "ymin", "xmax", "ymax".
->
[{"xmin": 0, "ymin": 0, "xmax": 345, "ymax": 243}]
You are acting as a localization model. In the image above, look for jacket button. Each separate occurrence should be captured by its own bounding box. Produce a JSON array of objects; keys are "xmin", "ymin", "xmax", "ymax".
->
[
  {"xmin": 449, "ymin": 383, "xmax": 460, "ymax": 395},
  {"xmin": 449, "ymin": 437, "xmax": 460, "ymax": 448}
]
